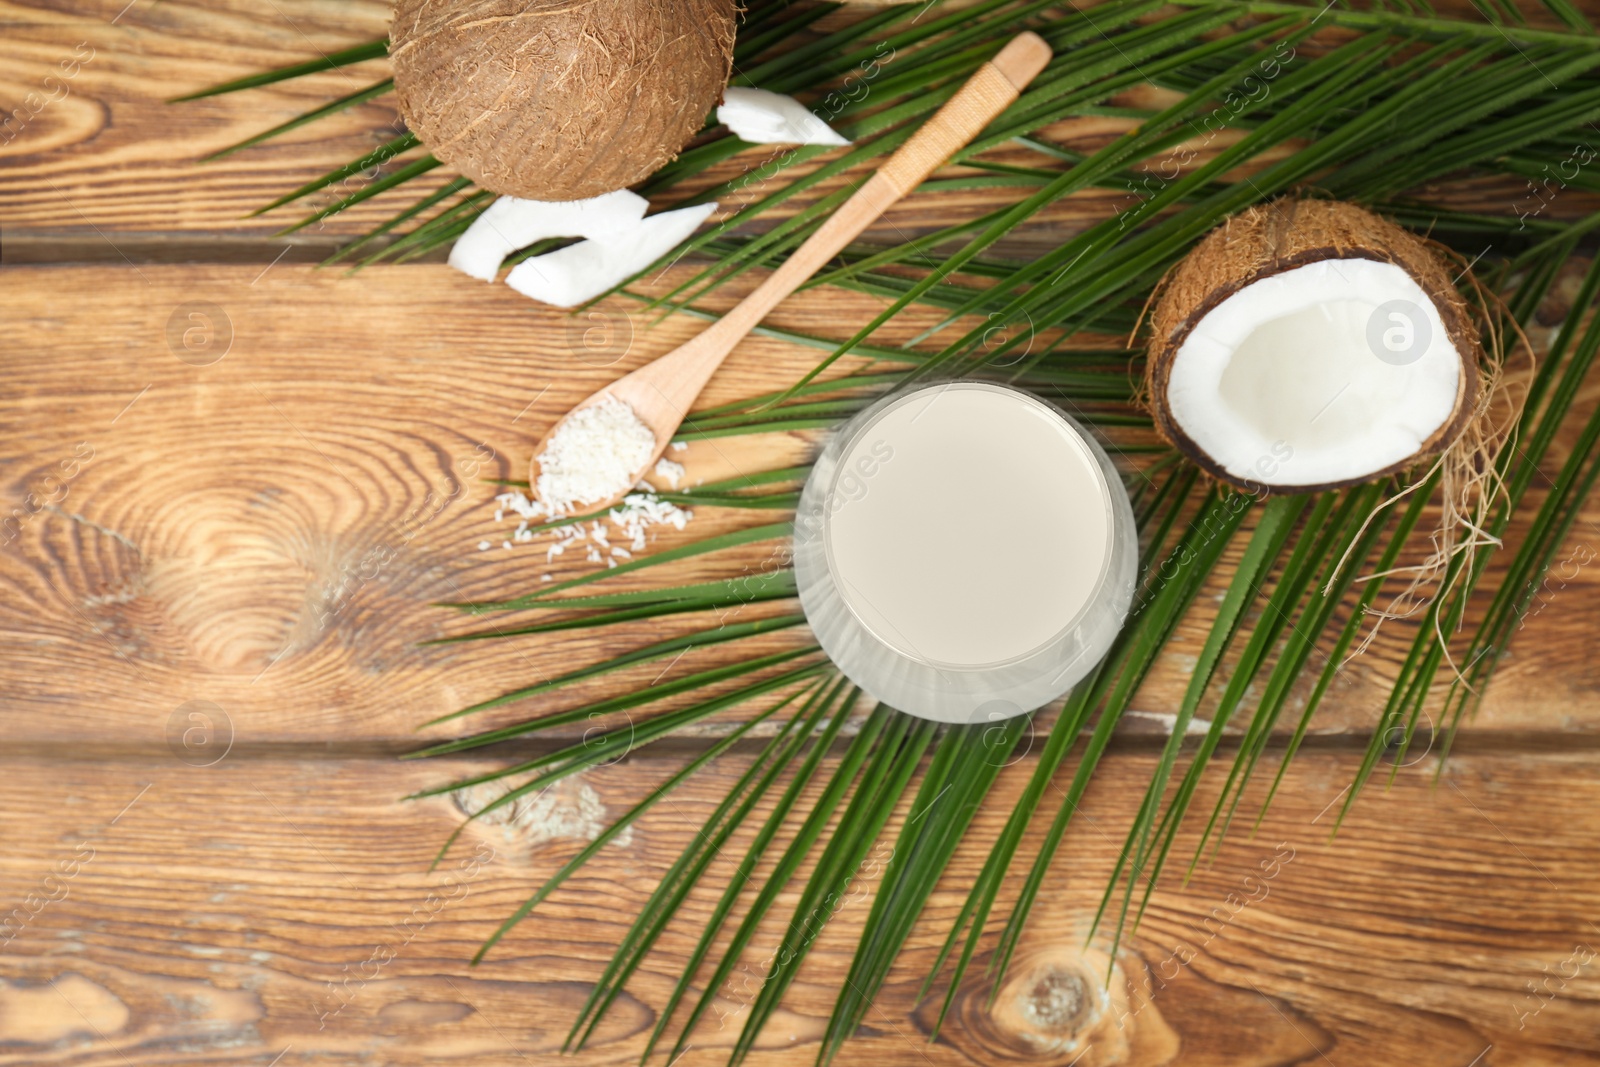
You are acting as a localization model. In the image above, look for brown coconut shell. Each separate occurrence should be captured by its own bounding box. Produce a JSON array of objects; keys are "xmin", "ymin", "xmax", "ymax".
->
[
  {"xmin": 1145, "ymin": 198, "xmax": 1482, "ymax": 494},
  {"xmin": 390, "ymin": 0, "xmax": 737, "ymax": 201}
]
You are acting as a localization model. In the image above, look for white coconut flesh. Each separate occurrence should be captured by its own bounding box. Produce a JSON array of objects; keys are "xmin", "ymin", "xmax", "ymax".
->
[
  {"xmin": 448, "ymin": 190, "xmax": 650, "ymax": 282},
  {"xmin": 504, "ymin": 201, "xmax": 718, "ymax": 308},
  {"xmin": 717, "ymin": 87, "xmax": 851, "ymax": 146},
  {"xmin": 1164, "ymin": 258, "xmax": 1462, "ymax": 487}
]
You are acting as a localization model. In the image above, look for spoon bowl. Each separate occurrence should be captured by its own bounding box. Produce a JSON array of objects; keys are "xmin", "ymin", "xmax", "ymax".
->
[{"xmin": 527, "ymin": 321, "xmax": 734, "ymax": 511}]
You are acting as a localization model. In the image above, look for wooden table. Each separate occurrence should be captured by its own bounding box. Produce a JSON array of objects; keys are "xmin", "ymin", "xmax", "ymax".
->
[{"xmin": 4, "ymin": 3, "xmax": 1600, "ymax": 1064}]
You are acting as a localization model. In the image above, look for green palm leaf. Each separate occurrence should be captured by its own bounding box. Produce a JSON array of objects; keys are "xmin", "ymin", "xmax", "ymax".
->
[{"xmin": 169, "ymin": 38, "xmax": 387, "ymax": 101}]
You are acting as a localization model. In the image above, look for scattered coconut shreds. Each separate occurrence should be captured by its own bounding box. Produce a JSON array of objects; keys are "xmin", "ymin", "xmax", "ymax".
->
[
  {"xmin": 535, "ymin": 395, "xmax": 656, "ymax": 514},
  {"xmin": 505, "ymin": 202, "xmax": 718, "ymax": 308},
  {"xmin": 614, "ymin": 491, "xmax": 691, "ymax": 547},
  {"xmin": 653, "ymin": 456, "xmax": 686, "ymax": 488},
  {"xmin": 718, "ymin": 87, "xmax": 851, "ymax": 147},
  {"xmin": 448, "ymin": 190, "xmax": 648, "ymax": 282},
  {"xmin": 488, "ymin": 488, "xmax": 693, "ymax": 573}
]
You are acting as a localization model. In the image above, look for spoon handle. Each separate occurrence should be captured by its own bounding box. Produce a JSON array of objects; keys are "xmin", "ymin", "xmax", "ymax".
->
[
  {"xmin": 698, "ymin": 32, "xmax": 1053, "ymax": 351},
  {"xmin": 562, "ymin": 31, "xmax": 1054, "ymax": 485}
]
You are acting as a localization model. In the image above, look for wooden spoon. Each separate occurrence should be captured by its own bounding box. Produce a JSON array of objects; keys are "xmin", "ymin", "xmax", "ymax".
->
[{"xmin": 530, "ymin": 31, "xmax": 1053, "ymax": 510}]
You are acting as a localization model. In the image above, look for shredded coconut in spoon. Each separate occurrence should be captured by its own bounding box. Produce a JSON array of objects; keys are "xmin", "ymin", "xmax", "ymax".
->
[
  {"xmin": 480, "ymin": 395, "xmax": 693, "ymax": 573},
  {"xmin": 536, "ymin": 395, "xmax": 656, "ymax": 515}
]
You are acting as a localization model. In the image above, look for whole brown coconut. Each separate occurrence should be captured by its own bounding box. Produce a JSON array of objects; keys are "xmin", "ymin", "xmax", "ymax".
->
[
  {"xmin": 390, "ymin": 0, "xmax": 737, "ymax": 201},
  {"xmin": 1144, "ymin": 198, "xmax": 1482, "ymax": 494}
]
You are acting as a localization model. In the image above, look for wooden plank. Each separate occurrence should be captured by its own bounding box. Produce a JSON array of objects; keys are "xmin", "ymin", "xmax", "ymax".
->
[
  {"xmin": 0, "ymin": 749, "xmax": 1595, "ymax": 1065},
  {"xmin": 4, "ymin": 262, "xmax": 1599, "ymax": 745},
  {"xmin": 0, "ymin": 0, "xmax": 413, "ymax": 239},
  {"xmin": 0, "ymin": 261, "xmax": 828, "ymax": 746}
]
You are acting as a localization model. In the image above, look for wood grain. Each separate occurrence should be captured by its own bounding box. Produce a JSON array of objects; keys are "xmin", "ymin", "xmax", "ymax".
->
[
  {"xmin": 0, "ymin": 0, "xmax": 413, "ymax": 239},
  {"xmin": 4, "ymin": 262, "xmax": 1600, "ymax": 749},
  {"xmin": 0, "ymin": 749, "xmax": 1596, "ymax": 1066},
  {"xmin": 6, "ymin": 3, "xmax": 1600, "ymax": 1063}
]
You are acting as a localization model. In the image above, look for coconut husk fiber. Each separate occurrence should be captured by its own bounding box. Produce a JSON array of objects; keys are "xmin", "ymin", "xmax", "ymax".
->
[
  {"xmin": 390, "ymin": 0, "xmax": 737, "ymax": 201},
  {"xmin": 1144, "ymin": 197, "xmax": 1483, "ymax": 494}
]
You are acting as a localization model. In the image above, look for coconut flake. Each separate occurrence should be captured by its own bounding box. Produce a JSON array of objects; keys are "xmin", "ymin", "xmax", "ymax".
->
[
  {"xmin": 448, "ymin": 190, "xmax": 649, "ymax": 282},
  {"xmin": 653, "ymin": 457, "xmax": 686, "ymax": 488},
  {"xmin": 505, "ymin": 202, "xmax": 718, "ymax": 308},
  {"xmin": 718, "ymin": 88, "xmax": 850, "ymax": 146}
]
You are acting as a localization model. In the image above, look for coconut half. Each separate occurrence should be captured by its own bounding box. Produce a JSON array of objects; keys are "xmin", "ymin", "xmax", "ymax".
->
[
  {"xmin": 1146, "ymin": 199, "xmax": 1480, "ymax": 493},
  {"xmin": 390, "ymin": 0, "xmax": 737, "ymax": 201}
]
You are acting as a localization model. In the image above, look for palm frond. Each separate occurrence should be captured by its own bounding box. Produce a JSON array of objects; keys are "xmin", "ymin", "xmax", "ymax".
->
[
  {"xmin": 201, "ymin": 78, "xmax": 394, "ymax": 162},
  {"xmin": 169, "ymin": 38, "xmax": 386, "ymax": 101},
  {"xmin": 248, "ymin": 131, "xmax": 420, "ymax": 217},
  {"xmin": 466, "ymin": 678, "xmax": 826, "ymax": 960}
]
